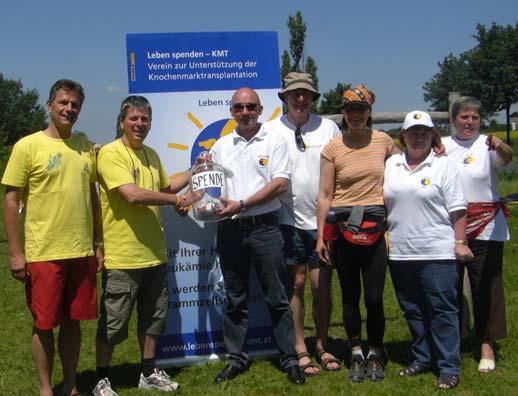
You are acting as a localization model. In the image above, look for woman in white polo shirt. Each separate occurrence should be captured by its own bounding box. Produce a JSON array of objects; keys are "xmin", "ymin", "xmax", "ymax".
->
[
  {"xmin": 443, "ymin": 97, "xmax": 513, "ymax": 373},
  {"xmin": 384, "ymin": 111, "xmax": 473, "ymax": 390}
]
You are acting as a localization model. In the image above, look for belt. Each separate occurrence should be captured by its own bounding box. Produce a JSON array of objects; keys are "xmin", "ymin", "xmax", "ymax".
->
[{"xmin": 223, "ymin": 211, "xmax": 278, "ymax": 227}]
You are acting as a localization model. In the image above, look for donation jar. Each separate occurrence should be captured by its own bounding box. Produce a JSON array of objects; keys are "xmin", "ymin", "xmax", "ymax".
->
[{"xmin": 189, "ymin": 151, "xmax": 228, "ymax": 222}]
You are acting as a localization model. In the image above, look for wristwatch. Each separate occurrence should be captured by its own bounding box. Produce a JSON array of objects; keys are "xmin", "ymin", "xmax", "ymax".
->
[{"xmin": 239, "ymin": 200, "xmax": 246, "ymax": 211}]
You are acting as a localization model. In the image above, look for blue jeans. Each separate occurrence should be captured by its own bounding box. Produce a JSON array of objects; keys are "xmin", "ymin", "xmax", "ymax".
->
[
  {"xmin": 390, "ymin": 260, "xmax": 460, "ymax": 375},
  {"xmin": 217, "ymin": 214, "xmax": 297, "ymax": 370}
]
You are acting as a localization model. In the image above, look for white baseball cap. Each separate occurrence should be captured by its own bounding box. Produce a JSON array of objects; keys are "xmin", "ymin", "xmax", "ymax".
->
[{"xmin": 402, "ymin": 110, "xmax": 434, "ymax": 130}]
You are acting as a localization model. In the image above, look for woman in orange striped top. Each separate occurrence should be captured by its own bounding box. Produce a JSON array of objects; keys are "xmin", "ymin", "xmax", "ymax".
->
[{"xmin": 316, "ymin": 84, "xmax": 399, "ymax": 383}]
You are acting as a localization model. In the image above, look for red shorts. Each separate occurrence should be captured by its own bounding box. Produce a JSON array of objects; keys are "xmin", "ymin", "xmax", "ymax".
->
[{"xmin": 25, "ymin": 256, "xmax": 98, "ymax": 330}]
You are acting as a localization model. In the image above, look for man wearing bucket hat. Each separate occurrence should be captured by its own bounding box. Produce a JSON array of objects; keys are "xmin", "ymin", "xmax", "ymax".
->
[{"xmin": 266, "ymin": 72, "xmax": 341, "ymax": 375}]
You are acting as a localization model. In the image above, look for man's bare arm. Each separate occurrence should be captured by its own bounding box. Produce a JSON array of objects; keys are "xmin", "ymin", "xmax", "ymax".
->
[{"xmin": 3, "ymin": 186, "xmax": 27, "ymax": 282}]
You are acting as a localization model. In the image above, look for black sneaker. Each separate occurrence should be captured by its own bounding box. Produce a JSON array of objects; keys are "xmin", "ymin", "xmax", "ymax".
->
[
  {"xmin": 348, "ymin": 355, "xmax": 365, "ymax": 382},
  {"xmin": 365, "ymin": 353, "xmax": 385, "ymax": 381}
]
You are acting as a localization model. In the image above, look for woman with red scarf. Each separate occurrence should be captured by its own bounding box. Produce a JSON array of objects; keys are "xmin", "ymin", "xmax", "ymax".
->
[{"xmin": 443, "ymin": 97, "xmax": 513, "ymax": 373}]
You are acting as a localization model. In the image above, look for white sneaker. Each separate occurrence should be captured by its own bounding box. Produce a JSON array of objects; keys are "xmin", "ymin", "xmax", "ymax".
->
[
  {"xmin": 92, "ymin": 378, "xmax": 119, "ymax": 396},
  {"xmin": 138, "ymin": 368, "xmax": 180, "ymax": 391}
]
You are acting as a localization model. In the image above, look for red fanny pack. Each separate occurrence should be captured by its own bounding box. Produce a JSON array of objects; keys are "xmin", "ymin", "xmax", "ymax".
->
[{"xmin": 323, "ymin": 220, "xmax": 382, "ymax": 246}]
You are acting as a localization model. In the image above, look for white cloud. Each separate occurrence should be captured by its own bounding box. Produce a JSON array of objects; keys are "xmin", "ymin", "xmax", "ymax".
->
[{"xmin": 105, "ymin": 85, "xmax": 124, "ymax": 93}]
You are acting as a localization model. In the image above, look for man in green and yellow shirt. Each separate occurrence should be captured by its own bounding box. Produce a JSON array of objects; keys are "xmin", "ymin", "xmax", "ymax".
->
[
  {"xmin": 93, "ymin": 95, "xmax": 190, "ymax": 395},
  {"xmin": 2, "ymin": 79, "xmax": 100, "ymax": 396}
]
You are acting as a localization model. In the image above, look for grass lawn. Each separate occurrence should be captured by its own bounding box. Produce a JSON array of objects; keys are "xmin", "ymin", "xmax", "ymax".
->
[{"xmin": 1, "ymin": 133, "xmax": 517, "ymax": 395}]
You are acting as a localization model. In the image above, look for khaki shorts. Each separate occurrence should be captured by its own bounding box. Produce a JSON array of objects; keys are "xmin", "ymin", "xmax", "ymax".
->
[{"xmin": 97, "ymin": 264, "xmax": 168, "ymax": 344}]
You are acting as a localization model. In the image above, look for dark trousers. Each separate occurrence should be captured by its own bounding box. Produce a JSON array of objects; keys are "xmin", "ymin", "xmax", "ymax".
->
[
  {"xmin": 217, "ymin": 215, "xmax": 297, "ymax": 370},
  {"xmin": 390, "ymin": 260, "xmax": 460, "ymax": 375},
  {"xmin": 332, "ymin": 237, "xmax": 386, "ymax": 348},
  {"xmin": 458, "ymin": 240, "xmax": 507, "ymax": 341}
]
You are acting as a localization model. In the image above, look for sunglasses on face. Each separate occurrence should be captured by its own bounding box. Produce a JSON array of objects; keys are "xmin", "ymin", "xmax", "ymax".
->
[{"xmin": 232, "ymin": 103, "xmax": 259, "ymax": 112}]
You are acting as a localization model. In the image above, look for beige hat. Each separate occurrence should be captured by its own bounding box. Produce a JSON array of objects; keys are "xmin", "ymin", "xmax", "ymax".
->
[{"xmin": 278, "ymin": 72, "xmax": 320, "ymax": 102}]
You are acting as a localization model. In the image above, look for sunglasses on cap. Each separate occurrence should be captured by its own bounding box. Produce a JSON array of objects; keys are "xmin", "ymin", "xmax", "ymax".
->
[{"xmin": 232, "ymin": 103, "xmax": 259, "ymax": 112}]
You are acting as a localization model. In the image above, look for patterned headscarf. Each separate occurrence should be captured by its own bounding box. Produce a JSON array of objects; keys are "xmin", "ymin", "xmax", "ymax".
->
[{"xmin": 342, "ymin": 84, "xmax": 375, "ymax": 107}]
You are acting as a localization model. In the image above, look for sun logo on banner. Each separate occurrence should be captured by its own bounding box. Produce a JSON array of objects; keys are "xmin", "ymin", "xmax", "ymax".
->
[{"xmin": 166, "ymin": 107, "xmax": 282, "ymax": 168}]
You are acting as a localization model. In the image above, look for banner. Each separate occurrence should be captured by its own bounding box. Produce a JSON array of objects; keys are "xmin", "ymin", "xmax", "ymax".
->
[{"xmin": 126, "ymin": 32, "xmax": 282, "ymax": 366}]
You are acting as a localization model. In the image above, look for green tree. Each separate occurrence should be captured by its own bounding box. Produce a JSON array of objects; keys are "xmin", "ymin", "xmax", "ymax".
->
[
  {"xmin": 423, "ymin": 53, "xmax": 476, "ymax": 111},
  {"xmin": 287, "ymin": 11, "xmax": 306, "ymax": 72},
  {"xmin": 470, "ymin": 23, "xmax": 518, "ymax": 142},
  {"xmin": 0, "ymin": 73, "xmax": 47, "ymax": 147},
  {"xmin": 423, "ymin": 23, "xmax": 518, "ymax": 143},
  {"xmin": 281, "ymin": 50, "xmax": 291, "ymax": 82},
  {"xmin": 319, "ymin": 83, "xmax": 351, "ymax": 115},
  {"xmin": 304, "ymin": 56, "xmax": 319, "ymax": 113},
  {"xmin": 280, "ymin": 11, "xmax": 319, "ymax": 103},
  {"xmin": 73, "ymin": 130, "xmax": 95, "ymax": 144}
]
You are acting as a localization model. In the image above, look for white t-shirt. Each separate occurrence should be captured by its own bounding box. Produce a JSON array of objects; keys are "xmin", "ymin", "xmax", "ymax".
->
[
  {"xmin": 384, "ymin": 151, "xmax": 467, "ymax": 260},
  {"xmin": 210, "ymin": 124, "xmax": 290, "ymax": 217},
  {"xmin": 266, "ymin": 114, "xmax": 340, "ymax": 229},
  {"xmin": 443, "ymin": 134, "xmax": 510, "ymax": 241}
]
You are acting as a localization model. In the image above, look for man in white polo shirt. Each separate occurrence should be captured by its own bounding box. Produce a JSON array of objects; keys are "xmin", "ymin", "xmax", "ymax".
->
[
  {"xmin": 265, "ymin": 72, "xmax": 341, "ymax": 375},
  {"xmin": 210, "ymin": 87, "xmax": 304, "ymax": 385}
]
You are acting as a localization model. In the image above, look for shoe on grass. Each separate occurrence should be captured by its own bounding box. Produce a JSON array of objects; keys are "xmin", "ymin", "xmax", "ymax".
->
[
  {"xmin": 92, "ymin": 378, "xmax": 119, "ymax": 396},
  {"xmin": 138, "ymin": 368, "xmax": 179, "ymax": 391},
  {"xmin": 399, "ymin": 361, "xmax": 429, "ymax": 377},
  {"xmin": 437, "ymin": 373, "xmax": 460, "ymax": 389},
  {"xmin": 365, "ymin": 353, "xmax": 384, "ymax": 381},
  {"xmin": 348, "ymin": 355, "xmax": 365, "ymax": 382}
]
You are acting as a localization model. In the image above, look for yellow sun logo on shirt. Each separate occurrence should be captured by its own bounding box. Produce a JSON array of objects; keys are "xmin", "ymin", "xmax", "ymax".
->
[
  {"xmin": 420, "ymin": 177, "xmax": 431, "ymax": 187},
  {"xmin": 463, "ymin": 155, "xmax": 474, "ymax": 165},
  {"xmin": 258, "ymin": 157, "xmax": 269, "ymax": 167}
]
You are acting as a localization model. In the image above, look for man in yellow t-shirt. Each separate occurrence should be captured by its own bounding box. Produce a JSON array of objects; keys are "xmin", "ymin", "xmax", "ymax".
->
[
  {"xmin": 93, "ymin": 95, "xmax": 190, "ymax": 396},
  {"xmin": 2, "ymin": 79, "xmax": 101, "ymax": 396}
]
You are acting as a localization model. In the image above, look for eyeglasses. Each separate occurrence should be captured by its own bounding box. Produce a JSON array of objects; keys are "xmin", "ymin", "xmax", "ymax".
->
[
  {"xmin": 288, "ymin": 89, "xmax": 314, "ymax": 99},
  {"xmin": 232, "ymin": 103, "xmax": 259, "ymax": 112},
  {"xmin": 294, "ymin": 127, "xmax": 306, "ymax": 152}
]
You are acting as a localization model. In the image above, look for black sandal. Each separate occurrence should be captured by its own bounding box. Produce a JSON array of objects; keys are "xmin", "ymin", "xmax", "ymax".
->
[
  {"xmin": 437, "ymin": 373, "xmax": 460, "ymax": 389},
  {"xmin": 399, "ymin": 362, "xmax": 428, "ymax": 377}
]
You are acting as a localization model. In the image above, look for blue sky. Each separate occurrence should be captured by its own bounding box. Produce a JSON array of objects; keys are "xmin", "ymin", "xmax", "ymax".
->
[{"xmin": 1, "ymin": 0, "xmax": 516, "ymax": 143}]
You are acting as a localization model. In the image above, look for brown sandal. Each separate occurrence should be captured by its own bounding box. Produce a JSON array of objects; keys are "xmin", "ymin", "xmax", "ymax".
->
[
  {"xmin": 297, "ymin": 352, "xmax": 320, "ymax": 376},
  {"xmin": 316, "ymin": 348, "xmax": 342, "ymax": 371}
]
